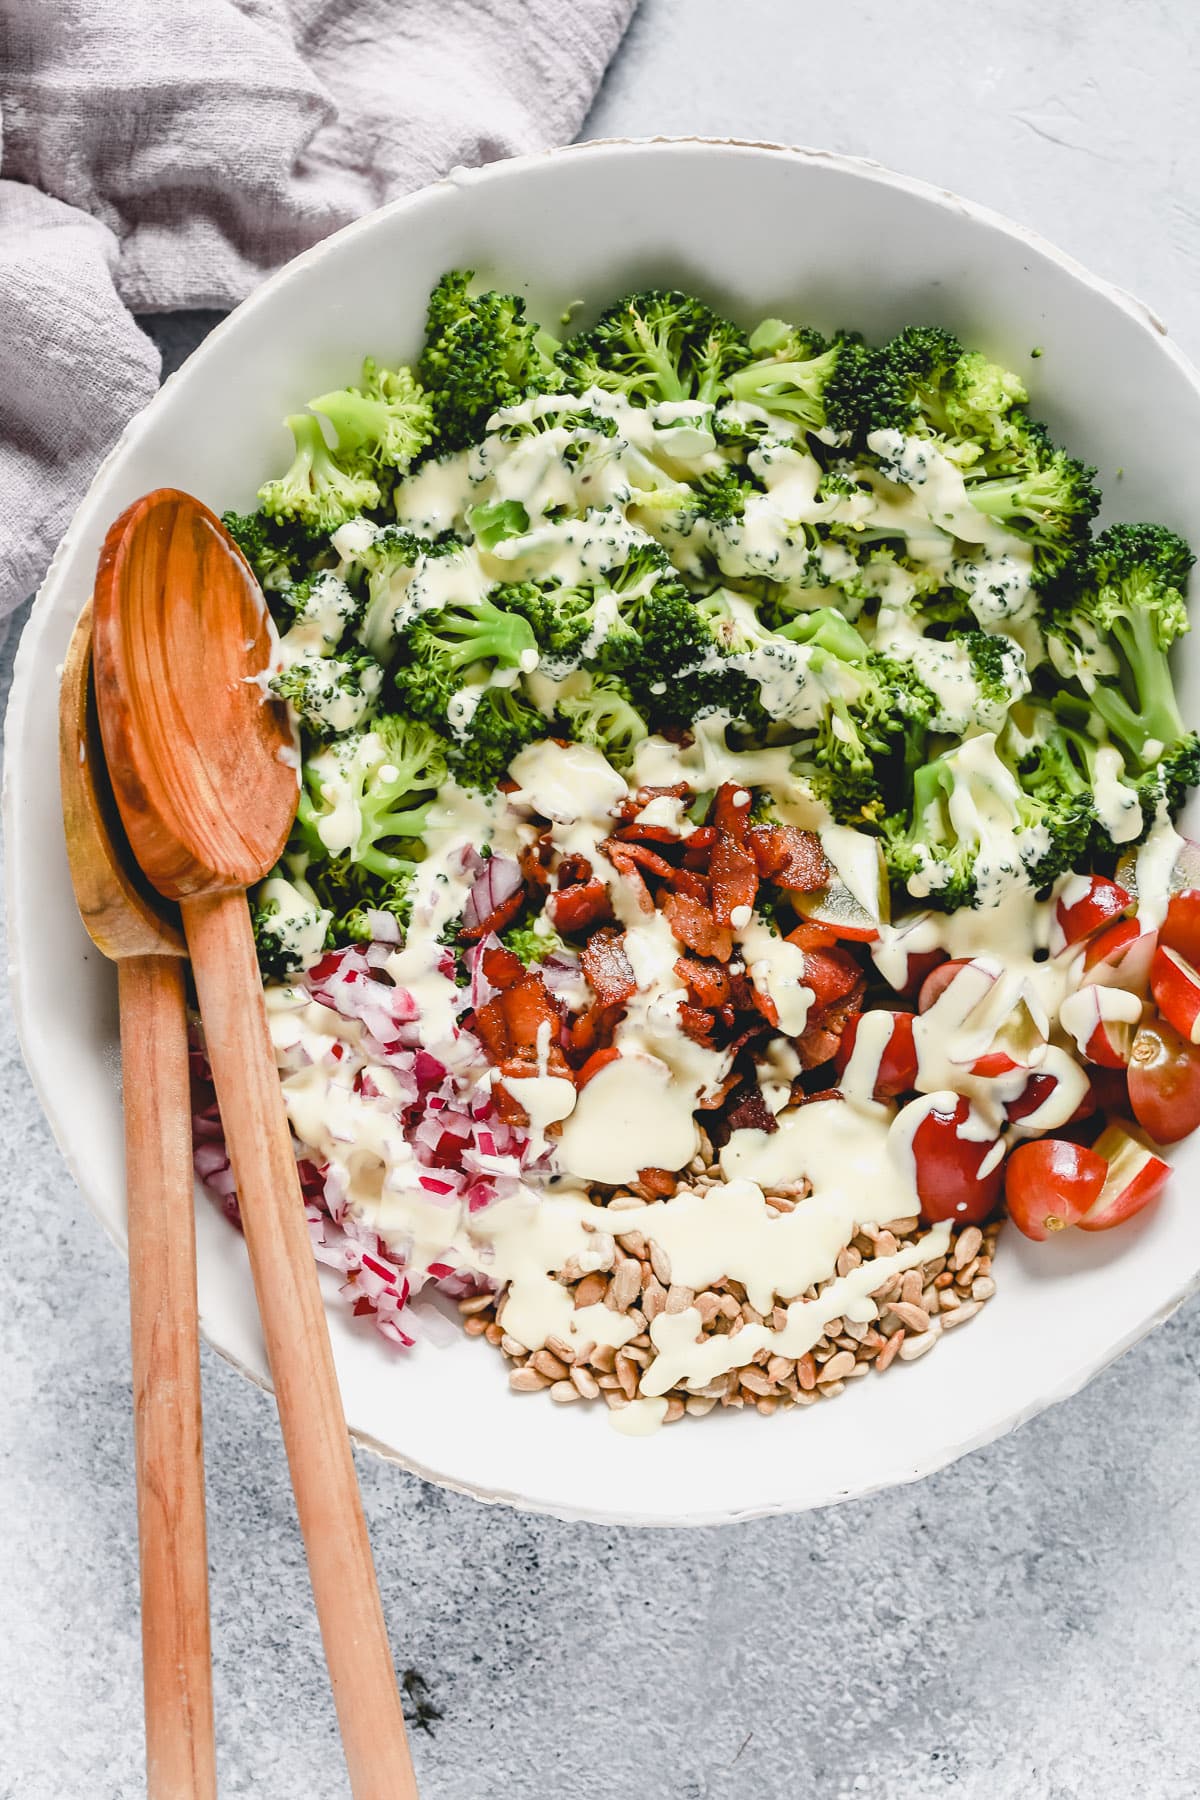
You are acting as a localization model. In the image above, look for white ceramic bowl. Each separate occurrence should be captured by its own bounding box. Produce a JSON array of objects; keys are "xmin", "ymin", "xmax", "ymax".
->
[{"xmin": 10, "ymin": 139, "xmax": 1200, "ymax": 1525}]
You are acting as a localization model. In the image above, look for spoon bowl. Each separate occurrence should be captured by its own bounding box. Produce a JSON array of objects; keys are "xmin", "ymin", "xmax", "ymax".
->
[{"xmin": 91, "ymin": 488, "xmax": 297, "ymax": 898}]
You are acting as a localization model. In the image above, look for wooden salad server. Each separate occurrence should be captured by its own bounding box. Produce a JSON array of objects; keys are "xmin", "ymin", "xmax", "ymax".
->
[
  {"xmin": 59, "ymin": 603, "xmax": 217, "ymax": 1800},
  {"xmin": 91, "ymin": 489, "xmax": 417, "ymax": 1800}
]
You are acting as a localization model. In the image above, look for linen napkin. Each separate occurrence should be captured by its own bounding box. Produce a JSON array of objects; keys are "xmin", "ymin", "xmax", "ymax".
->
[{"xmin": 0, "ymin": 0, "xmax": 637, "ymax": 617}]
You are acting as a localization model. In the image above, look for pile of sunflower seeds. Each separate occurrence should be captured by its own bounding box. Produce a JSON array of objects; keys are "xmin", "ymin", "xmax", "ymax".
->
[{"xmin": 459, "ymin": 1153, "xmax": 1000, "ymax": 1424}]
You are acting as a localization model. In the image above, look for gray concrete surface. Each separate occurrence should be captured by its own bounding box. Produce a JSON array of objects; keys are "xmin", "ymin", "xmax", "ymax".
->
[{"xmin": 5, "ymin": 2, "xmax": 1200, "ymax": 1794}]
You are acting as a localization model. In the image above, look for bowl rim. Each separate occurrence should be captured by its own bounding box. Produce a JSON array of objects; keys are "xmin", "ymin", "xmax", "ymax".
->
[{"xmin": 9, "ymin": 133, "xmax": 1200, "ymax": 1524}]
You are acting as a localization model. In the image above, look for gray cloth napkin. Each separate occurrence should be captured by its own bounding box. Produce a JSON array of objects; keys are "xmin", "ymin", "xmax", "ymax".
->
[{"xmin": 0, "ymin": 0, "xmax": 636, "ymax": 616}]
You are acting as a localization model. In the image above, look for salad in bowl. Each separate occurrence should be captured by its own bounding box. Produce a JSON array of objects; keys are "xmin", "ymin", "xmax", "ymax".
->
[{"xmin": 191, "ymin": 269, "xmax": 1200, "ymax": 1434}]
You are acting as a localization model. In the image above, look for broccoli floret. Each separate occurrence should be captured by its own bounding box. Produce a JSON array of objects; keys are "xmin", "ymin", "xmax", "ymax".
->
[
  {"xmin": 557, "ymin": 672, "xmax": 649, "ymax": 764},
  {"xmin": 258, "ymin": 412, "xmax": 383, "ymax": 534},
  {"xmin": 882, "ymin": 731, "xmax": 1088, "ymax": 908},
  {"xmin": 222, "ymin": 508, "xmax": 327, "ymax": 593},
  {"xmin": 249, "ymin": 874, "xmax": 332, "ymax": 980},
  {"xmin": 294, "ymin": 717, "xmax": 446, "ymax": 883},
  {"xmin": 417, "ymin": 270, "xmax": 557, "ymax": 452},
  {"xmin": 466, "ymin": 498, "xmax": 531, "ymax": 549},
  {"xmin": 557, "ymin": 289, "xmax": 751, "ymax": 408},
  {"xmin": 964, "ymin": 446, "xmax": 1099, "ymax": 584},
  {"xmin": 1042, "ymin": 523, "xmax": 1197, "ymax": 808},
  {"xmin": 450, "ymin": 683, "xmax": 545, "ymax": 789},
  {"xmin": 403, "ymin": 593, "xmax": 539, "ymax": 680},
  {"xmin": 502, "ymin": 921, "xmax": 569, "ymax": 965},
  {"xmin": 1070, "ymin": 523, "xmax": 1194, "ymax": 763},
  {"xmin": 725, "ymin": 325, "xmax": 840, "ymax": 435},
  {"xmin": 307, "ymin": 358, "xmax": 434, "ymax": 476},
  {"xmin": 947, "ymin": 628, "xmax": 1028, "ymax": 711},
  {"xmin": 270, "ymin": 651, "xmax": 384, "ymax": 738},
  {"xmin": 351, "ymin": 528, "xmax": 475, "ymax": 659},
  {"xmin": 805, "ymin": 647, "xmax": 936, "ymax": 825}
]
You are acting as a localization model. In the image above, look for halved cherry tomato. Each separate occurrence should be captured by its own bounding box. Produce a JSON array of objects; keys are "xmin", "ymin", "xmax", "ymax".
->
[
  {"xmin": 1150, "ymin": 944, "xmax": 1200, "ymax": 1044},
  {"xmin": 908, "ymin": 1095, "xmax": 1004, "ymax": 1225},
  {"xmin": 833, "ymin": 1009, "xmax": 918, "ymax": 1098},
  {"xmin": 1005, "ymin": 1139, "xmax": 1107, "ymax": 1240},
  {"xmin": 1077, "ymin": 1121, "xmax": 1170, "ymax": 1230},
  {"xmin": 1160, "ymin": 888, "xmax": 1200, "ymax": 968},
  {"xmin": 1127, "ymin": 1016, "xmax": 1200, "ymax": 1144},
  {"xmin": 1055, "ymin": 875, "xmax": 1130, "ymax": 949},
  {"xmin": 917, "ymin": 957, "xmax": 972, "ymax": 1012}
]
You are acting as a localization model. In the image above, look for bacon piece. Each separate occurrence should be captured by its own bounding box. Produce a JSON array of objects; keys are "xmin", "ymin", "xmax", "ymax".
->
[
  {"xmin": 481, "ymin": 944, "xmax": 525, "ymax": 991},
  {"xmin": 473, "ymin": 971, "xmax": 560, "ymax": 1063},
  {"xmin": 794, "ymin": 980, "xmax": 866, "ymax": 1070},
  {"xmin": 555, "ymin": 852, "xmax": 594, "ymax": 888},
  {"xmin": 576, "ymin": 1045, "xmax": 622, "ymax": 1088},
  {"xmin": 696, "ymin": 1069, "xmax": 742, "ymax": 1111},
  {"xmin": 750, "ymin": 825, "xmax": 830, "ymax": 892},
  {"xmin": 614, "ymin": 821, "xmax": 683, "ymax": 845},
  {"xmin": 581, "ymin": 927, "xmax": 637, "ymax": 1006},
  {"xmin": 519, "ymin": 837, "xmax": 552, "ymax": 894},
  {"xmin": 569, "ymin": 1000, "xmax": 625, "ymax": 1061},
  {"xmin": 662, "ymin": 891, "xmax": 733, "ymax": 963},
  {"xmin": 617, "ymin": 782, "xmax": 690, "ymax": 822},
  {"xmin": 709, "ymin": 832, "xmax": 758, "ymax": 928},
  {"xmin": 675, "ymin": 956, "xmax": 732, "ymax": 1009},
  {"xmin": 459, "ymin": 884, "xmax": 525, "ymax": 942},
  {"xmin": 604, "ymin": 844, "xmax": 655, "ymax": 913},
  {"xmin": 785, "ymin": 919, "xmax": 840, "ymax": 952},
  {"xmin": 637, "ymin": 1166, "xmax": 678, "ymax": 1197},
  {"xmin": 724, "ymin": 1084, "xmax": 777, "ymax": 1135},
  {"xmin": 668, "ymin": 867, "xmax": 709, "ymax": 904},
  {"xmin": 679, "ymin": 1004, "xmax": 716, "ymax": 1043},
  {"xmin": 712, "ymin": 781, "xmax": 753, "ymax": 843},
  {"xmin": 605, "ymin": 839, "xmax": 677, "ymax": 881},
  {"xmin": 549, "ymin": 878, "xmax": 612, "ymax": 934},
  {"xmin": 748, "ymin": 984, "xmax": 780, "ymax": 1029}
]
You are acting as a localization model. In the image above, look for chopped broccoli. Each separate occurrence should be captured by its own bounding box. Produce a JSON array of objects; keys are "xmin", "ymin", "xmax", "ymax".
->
[
  {"xmin": 449, "ymin": 682, "xmax": 546, "ymax": 789},
  {"xmin": 557, "ymin": 672, "xmax": 649, "ymax": 763},
  {"xmin": 417, "ymin": 270, "xmax": 557, "ymax": 452},
  {"xmin": 307, "ymin": 358, "xmax": 434, "ymax": 476},
  {"xmin": 293, "ymin": 717, "xmax": 446, "ymax": 884},
  {"xmin": 258, "ymin": 412, "xmax": 383, "ymax": 534},
  {"xmin": 249, "ymin": 874, "xmax": 332, "ymax": 979},
  {"xmin": 1045, "ymin": 522, "xmax": 1194, "ymax": 765},
  {"xmin": 222, "ymin": 508, "xmax": 327, "ymax": 593},
  {"xmin": 270, "ymin": 651, "xmax": 383, "ymax": 738},
  {"xmin": 466, "ymin": 498, "xmax": 531, "ymax": 549},
  {"xmin": 557, "ymin": 289, "xmax": 751, "ymax": 408},
  {"xmin": 502, "ymin": 921, "xmax": 569, "ymax": 965},
  {"xmin": 964, "ymin": 445, "xmax": 1099, "ymax": 584},
  {"xmin": 947, "ymin": 628, "xmax": 1028, "ymax": 711}
]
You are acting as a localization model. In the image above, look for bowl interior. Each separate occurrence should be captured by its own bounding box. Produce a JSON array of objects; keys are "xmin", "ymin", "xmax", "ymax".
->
[{"xmin": 10, "ymin": 139, "xmax": 1200, "ymax": 1523}]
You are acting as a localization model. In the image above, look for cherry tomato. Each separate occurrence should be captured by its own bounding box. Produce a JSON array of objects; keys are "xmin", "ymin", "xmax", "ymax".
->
[
  {"xmin": 833, "ymin": 1009, "xmax": 918, "ymax": 1098},
  {"xmin": 1056, "ymin": 875, "xmax": 1131, "ymax": 949},
  {"xmin": 917, "ymin": 957, "xmax": 973, "ymax": 1013},
  {"xmin": 1160, "ymin": 888, "xmax": 1200, "ymax": 968},
  {"xmin": 899, "ymin": 948, "xmax": 948, "ymax": 999},
  {"xmin": 1127, "ymin": 1016, "xmax": 1200, "ymax": 1144},
  {"xmin": 1004, "ymin": 1139, "xmax": 1107, "ymax": 1240},
  {"xmin": 909, "ymin": 1096, "xmax": 1004, "ymax": 1225}
]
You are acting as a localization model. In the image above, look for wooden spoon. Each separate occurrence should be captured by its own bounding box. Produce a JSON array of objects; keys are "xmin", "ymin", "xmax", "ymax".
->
[
  {"xmin": 59, "ymin": 603, "xmax": 216, "ymax": 1800},
  {"xmin": 91, "ymin": 490, "xmax": 416, "ymax": 1800}
]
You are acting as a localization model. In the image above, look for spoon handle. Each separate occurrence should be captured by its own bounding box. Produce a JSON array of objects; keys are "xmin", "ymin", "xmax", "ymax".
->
[
  {"xmin": 181, "ymin": 889, "xmax": 416, "ymax": 1800},
  {"xmin": 119, "ymin": 954, "xmax": 216, "ymax": 1800}
]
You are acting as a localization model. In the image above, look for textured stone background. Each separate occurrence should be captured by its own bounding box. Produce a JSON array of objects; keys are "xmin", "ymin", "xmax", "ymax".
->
[{"xmin": 5, "ymin": 2, "xmax": 1200, "ymax": 1794}]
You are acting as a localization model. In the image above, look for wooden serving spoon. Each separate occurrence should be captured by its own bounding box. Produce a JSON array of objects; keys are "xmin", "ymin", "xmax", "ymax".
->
[
  {"xmin": 92, "ymin": 490, "xmax": 416, "ymax": 1800},
  {"xmin": 59, "ymin": 603, "xmax": 216, "ymax": 1800}
]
